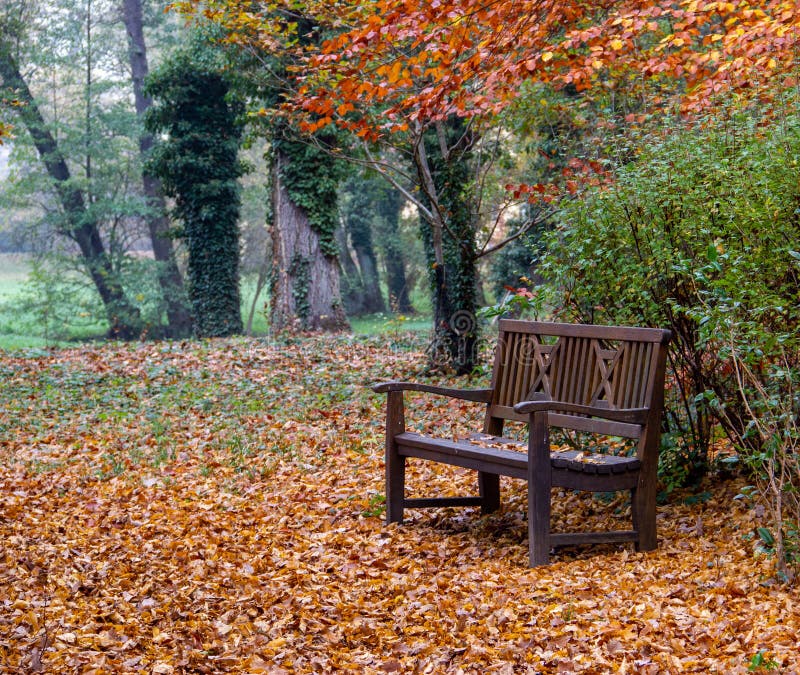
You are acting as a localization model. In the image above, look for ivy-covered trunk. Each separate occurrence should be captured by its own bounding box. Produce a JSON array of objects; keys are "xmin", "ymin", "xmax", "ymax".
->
[
  {"xmin": 145, "ymin": 41, "xmax": 243, "ymax": 338},
  {"xmin": 421, "ymin": 222, "xmax": 479, "ymax": 375},
  {"xmin": 419, "ymin": 117, "xmax": 479, "ymax": 375},
  {"xmin": 270, "ymin": 149, "xmax": 349, "ymax": 332}
]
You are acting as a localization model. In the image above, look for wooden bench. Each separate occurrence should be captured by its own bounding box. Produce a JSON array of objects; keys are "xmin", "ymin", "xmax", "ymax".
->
[{"xmin": 373, "ymin": 320, "xmax": 671, "ymax": 566}]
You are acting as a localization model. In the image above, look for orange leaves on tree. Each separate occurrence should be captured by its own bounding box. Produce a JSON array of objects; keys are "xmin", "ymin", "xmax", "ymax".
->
[
  {"xmin": 505, "ymin": 156, "xmax": 610, "ymax": 202},
  {"xmin": 187, "ymin": 0, "xmax": 800, "ymax": 205},
  {"xmin": 379, "ymin": 1, "xmax": 790, "ymax": 124},
  {"xmin": 557, "ymin": 1, "xmax": 800, "ymax": 112}
]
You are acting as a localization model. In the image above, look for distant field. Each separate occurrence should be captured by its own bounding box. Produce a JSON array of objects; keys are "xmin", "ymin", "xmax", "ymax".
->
[
  {"xmin": 0, "ymin": 253, "xmax": 30, "ymax": 299},
  {"xmin": 349, "ymin": 313, "xmax": 430, "ymax": 335},
  {"xmin": 0, "ymin": 253, "xmax": 54, "ymax": 349},
  {"xmin": 0, "ymin": 253, "xmax": 430, "ymax": 349}
]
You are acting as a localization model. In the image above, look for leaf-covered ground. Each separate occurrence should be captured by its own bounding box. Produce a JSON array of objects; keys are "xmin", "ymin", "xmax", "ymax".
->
[{"xmin": 0, "ymin": 336, "xmax": 797, "ymax": 674}]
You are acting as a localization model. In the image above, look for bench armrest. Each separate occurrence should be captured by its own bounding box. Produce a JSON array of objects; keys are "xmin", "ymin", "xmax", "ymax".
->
[
  {"xmin": 513, "ymin": 400, "xmax": 648, "ymax": 424},
  {"xmin": 372, "ymin": 380, "xmax": 493, "ymax": 403}
]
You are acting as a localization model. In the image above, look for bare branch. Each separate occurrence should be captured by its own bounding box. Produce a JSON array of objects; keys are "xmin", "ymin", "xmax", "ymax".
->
[
  {"xmin": 360, "ymin": 140, "xmax": 434, "ymax": 222},
  {"xmin": 435, "ymin": 120, "xmax": 449, "ymax": 161},
  {"xmin": 476, "ymin": 203, "xmax": 559, "ymax": 259},
  {"xmin": 411, "ymin": 121, "xmax": 446, "ymax": 265}
]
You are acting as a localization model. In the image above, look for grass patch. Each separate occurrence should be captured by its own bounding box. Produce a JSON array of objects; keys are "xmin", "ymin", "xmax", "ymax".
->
[
  {"xmin": 0, "ymin": 253, "xmax": 432, "ymax": 349},
  {"xmin": 0, "ymin": 253, "xmax": 30, "ymax": 293},
  {"xmin": 350, "ymin": 312, "xmax": 431, "ymax": 335}
]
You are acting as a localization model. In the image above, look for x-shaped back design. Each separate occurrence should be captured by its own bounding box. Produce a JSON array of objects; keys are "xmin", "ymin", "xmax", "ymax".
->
[{"xmin": 523, "ymin": 336, "xmax": 627, "ymax": 408}]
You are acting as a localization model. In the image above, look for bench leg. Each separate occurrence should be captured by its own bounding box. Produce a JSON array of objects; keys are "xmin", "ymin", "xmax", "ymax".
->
[
  {"xmin": 386, "ymin": 453, "xmax": 406, "ymax": 524},
  {"xmin": 528, "ymin": 411, "xmax": 551, "ymax": 566},
  {"xmin": 479, "ymin": 472, "xmax": 500, "ymax": 514},
  {"xmin": 385, "ymin": 391, "xmax": 406, "ymax": 524},
  {"xmin": 632, "ymin": 483, "xmax": 657, "ymax": 551},
  {"xmin": 528, "ymin": 480, "xmax": 551, "ymax": 566}
]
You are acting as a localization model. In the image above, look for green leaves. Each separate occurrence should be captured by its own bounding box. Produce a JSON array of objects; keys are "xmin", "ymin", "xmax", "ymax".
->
[
  {"xmin": 544, "ymin": 109, "xmax": 800, "ymax": 493},
  {"xmin": 543, "ymin": 107, "xmax": 800, "ymax": 577}
]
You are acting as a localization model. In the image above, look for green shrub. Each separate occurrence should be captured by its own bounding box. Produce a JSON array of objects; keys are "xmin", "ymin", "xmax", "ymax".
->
[
  {"xmin": 1, "ymin": 254, "xmax": 185, "ymax": 343},
  {"xmin": 541, "ymin": 108, "xmax": 800, "ymax": 548}
]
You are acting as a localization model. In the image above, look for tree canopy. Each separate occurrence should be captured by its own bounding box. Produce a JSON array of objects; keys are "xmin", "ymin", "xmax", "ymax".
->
[{"xmin": 193, "ymin": 1, "xmax": 800, "ymax": 136}]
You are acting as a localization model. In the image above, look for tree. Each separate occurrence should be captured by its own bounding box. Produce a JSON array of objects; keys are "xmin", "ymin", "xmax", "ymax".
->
[
  {"xmin": 2, "ymin": 0, "xmax": 196, "ymax": 339},
  {"xmin": 192, "ymin": 0, "xmax": 557, "ymax": 370},
  {"xmin": 178, "ymin": 5, "xmax": 351, "ymax": 334},
  {"xmin": 187, "ymin": 0, "xmax": 799, "ymax": 368},
  {"xmin": 270, "ymin": 129, "xmax": 350, "ymax": 332},
  {"xmin": 146, "ymin": 39, "xmax": 244, "ymax": 337},
  {"xmin": 122, "ymin": 0, "xmax": 192, "ymax": 337},
  {"xmin": 417, "ymin": 116, "xmax": 480, "ymax": 373},
  {"xmin": 295, "ymin": 1, "xmax": 800, "ymax": 120},
  {"xmin": 549, "ymin": 2, "xmax": 800, "ymax": 113},
  {"xmin": 338, "ymin": 173, "xmax": 385, "ymax": 316},
  {"xmin": 0, "ymin": 5, "xmax": 143, "ymax": 338},
  {"xmin": 373, "ymin": 179, "xmax": 414, "ymax": 315},
  {"xmin": 338, "ymin": 170, "xmax": 415, "ymax": 316}
]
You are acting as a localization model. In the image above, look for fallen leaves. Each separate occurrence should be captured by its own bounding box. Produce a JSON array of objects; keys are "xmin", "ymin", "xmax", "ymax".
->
[{"xmin": 0, "ymin": 334, "xmax": 798, "ymax": 672}]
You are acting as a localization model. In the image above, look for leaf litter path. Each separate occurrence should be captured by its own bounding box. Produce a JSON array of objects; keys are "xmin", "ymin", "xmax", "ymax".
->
[{"xmin": 0, "ymin": 336, "xmax": 797, "ymax": 674}]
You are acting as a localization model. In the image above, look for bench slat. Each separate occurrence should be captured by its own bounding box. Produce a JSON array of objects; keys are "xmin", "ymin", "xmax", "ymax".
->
[
  {"xmin": 499, "ymin": 319, "xmax": 670, "ymax": 343},
  {"xmin": 549, "ymin": 530, "xmax": 639, "ymax": 546},
  {"xmin": 395, "ymin": 432, "xmax": 529, "ymax": 478},
  {"xmin": 487, "ymin": 405, "xmax": 643, "ymax": 438},
  {"xmin": 396, "ymin": 432, "xmax": 640, "ymax": 479},
  {"xmin": 551, "ymin": 449, "xmax": 639, "ymax": 474}
]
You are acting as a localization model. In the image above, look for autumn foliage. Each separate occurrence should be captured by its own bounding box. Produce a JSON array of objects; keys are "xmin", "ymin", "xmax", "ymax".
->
[
  {"xmin": 1, "ymin": 337, "xmax": 799, "ymax": 672},
  {"xmin": 209, "ymin": 0, "xmax": 800, "ymax": 137}
]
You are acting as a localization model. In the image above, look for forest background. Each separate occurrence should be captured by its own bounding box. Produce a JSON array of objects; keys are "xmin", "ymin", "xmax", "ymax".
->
[{"xmin": 1, "ymin": 1, "xmax": 800, "ymax": 671}]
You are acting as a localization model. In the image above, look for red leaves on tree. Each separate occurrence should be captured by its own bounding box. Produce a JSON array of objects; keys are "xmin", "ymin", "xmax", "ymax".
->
[{"xmin": 190, "ymin": 0, "xmax": 799, "ymax": 138}]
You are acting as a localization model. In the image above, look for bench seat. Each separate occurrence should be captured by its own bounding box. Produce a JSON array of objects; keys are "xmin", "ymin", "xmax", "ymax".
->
[{"xmin": 397, "ymin": 432, "xmax": 641, "ymax": 491}]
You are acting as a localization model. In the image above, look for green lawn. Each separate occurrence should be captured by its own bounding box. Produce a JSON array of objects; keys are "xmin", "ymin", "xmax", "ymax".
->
[
  {"xmin": 0, "ymin": 254, "xmax": 52, "ymax": 349},
  {"xmin": 0, "ymin": 253, "xmax": 431, "ymax": 349},
  {"xmin": 349, "ymin": 313, "xmax": 431, "ymax": 335}
]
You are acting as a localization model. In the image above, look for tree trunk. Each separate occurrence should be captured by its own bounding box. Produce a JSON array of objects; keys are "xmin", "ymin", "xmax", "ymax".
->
[
  {"xmin": 421, "ymin": 218, "xmax": 478, "ymax": 375},
  {"xmin": 417, "ymin": 118, "xmax": 479, "ymax": 374},
  {"xmin": 341, "ymin": 176, "xmax": 384, "ymax": 315},
  {"xmin": 336, "ymin": 224, "xmax": 359, "ymax": 279},
  {"xmin": 121, "ymin": 0, "xmax": 191, "ymax": 338},
  {"xmin": 375, "ymin": 184, "xmax": 413, "ymax": 314},
  {"xmin": 352, "ymin": 243, "xmax": 384, "ymax": 314},
  {"xmin": 270, "ymin": 151, "xmax": 349, "ymax": 332},
  {"xmin": 0, "ymin": 44, "xmax": 141, "ymax": 339},
  {"xmin": 348, "ymin": 222, "xmax": 384, "ymax": 315},
  {"xmin": 336, "ymin": 223, "xmax": 366, "ymax": 316}
]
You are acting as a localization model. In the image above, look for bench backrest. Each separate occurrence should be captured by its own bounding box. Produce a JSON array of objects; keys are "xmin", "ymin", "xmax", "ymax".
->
[{"xmin": 486, "ymin": 320, "xmax": 671, "ymax": 440}]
